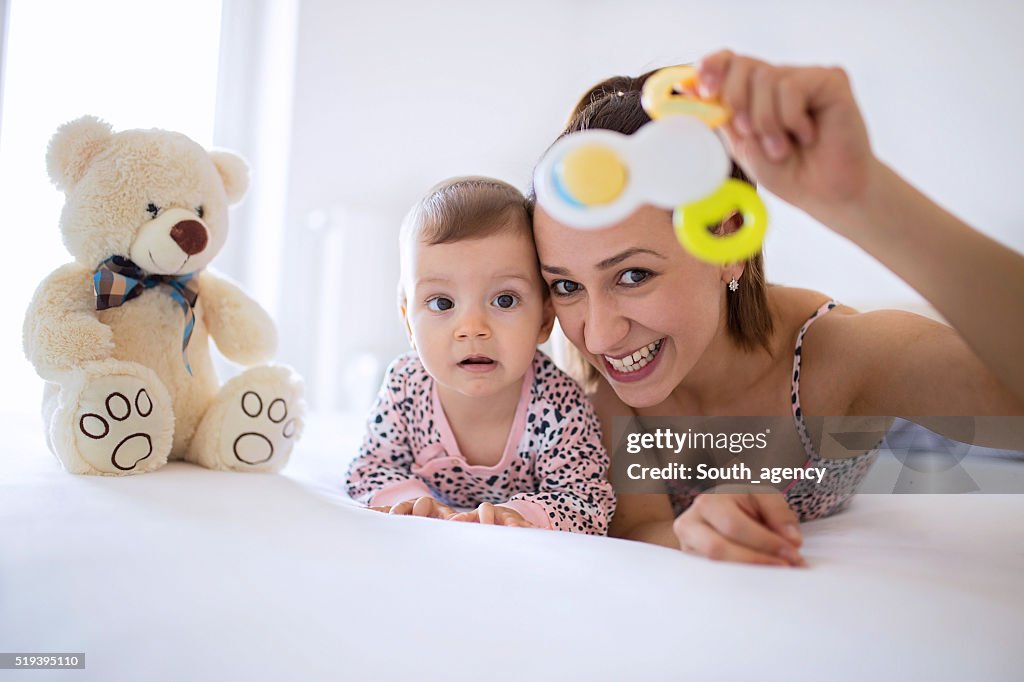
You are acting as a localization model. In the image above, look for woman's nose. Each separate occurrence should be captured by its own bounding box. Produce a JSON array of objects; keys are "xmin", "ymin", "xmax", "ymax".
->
[
  {"xmin": 582, "ymin": 294, "xmax": 629, "ymax": 354},
  {"xmin": 455, "ymin": 307, "xmax": 491, "ymax": 340}
]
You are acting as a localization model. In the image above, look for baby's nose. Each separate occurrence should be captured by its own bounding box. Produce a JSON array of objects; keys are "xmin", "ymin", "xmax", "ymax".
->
[
  {"xmin": 170, "ymin": 220, "xmax": 209, "ymax": 255},
  {"xmin": 456, "ymin": 310, "xmax": 491, "ymax": 339}
]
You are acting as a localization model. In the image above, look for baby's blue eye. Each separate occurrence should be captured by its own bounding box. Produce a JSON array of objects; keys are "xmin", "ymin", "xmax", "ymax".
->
[
  {"xmin": 618, "ymin": 269, "xmax": 650, "ymax": 285},
  {"xmin": 427, "ymin": 297, "xmax": 453, "ymax": 312},
  {"xmin": 492, "ymin": 293, "xmax": 519, "ymax": 309},
  {"xmin": 551, "ymin": 280, "xmax": 581, "ymax": 296}
]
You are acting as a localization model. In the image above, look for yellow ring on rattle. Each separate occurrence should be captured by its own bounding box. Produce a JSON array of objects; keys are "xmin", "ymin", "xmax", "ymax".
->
[
  {"xmin": 641, "ymin": 65, "xmax": 730, "ymax": 127},
  {"xmin": 674, "ymin": 180, "xmax": 767, "ymax": 265}
]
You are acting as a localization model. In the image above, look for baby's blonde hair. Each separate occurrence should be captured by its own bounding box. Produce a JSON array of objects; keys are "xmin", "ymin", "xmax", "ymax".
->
[{"xmin": 398, "ymin": 176, "xmax": 537, "ymax": 310}]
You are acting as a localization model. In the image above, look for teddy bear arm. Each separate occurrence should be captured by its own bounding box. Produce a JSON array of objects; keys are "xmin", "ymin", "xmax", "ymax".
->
[
  {"xmin": 23, "ymin": 264, "xmax": 114, "ymax": 380},
  {"xmin": 199, "ymin": 271, "xmax": 278, "ymax": 364}
]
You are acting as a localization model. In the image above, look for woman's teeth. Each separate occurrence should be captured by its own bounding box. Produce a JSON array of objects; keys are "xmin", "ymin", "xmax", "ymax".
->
[{"xmin": 605, "ymin": 340, "xmax": 662, "ymax": 373}]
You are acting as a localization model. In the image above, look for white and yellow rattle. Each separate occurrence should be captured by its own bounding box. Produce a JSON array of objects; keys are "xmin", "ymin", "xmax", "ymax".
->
[{"xmin": 534, "ymin": 65, "xmax": 767, "ymax": 265}]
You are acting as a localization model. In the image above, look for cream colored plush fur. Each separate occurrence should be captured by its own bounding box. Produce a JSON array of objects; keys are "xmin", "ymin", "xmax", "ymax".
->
[{"xmin": 23, "ymin": 116, "xmax": 305, "ymax": 475}]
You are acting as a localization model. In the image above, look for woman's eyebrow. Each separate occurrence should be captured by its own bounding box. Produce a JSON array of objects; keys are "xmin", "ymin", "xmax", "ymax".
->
[
  {"xmin": 542, "ymin": 247, "xmax": 666, "ymax": 276},
  {"xmin": 597, "ymin": 247, "xmax": 665, "ymax": 269}
]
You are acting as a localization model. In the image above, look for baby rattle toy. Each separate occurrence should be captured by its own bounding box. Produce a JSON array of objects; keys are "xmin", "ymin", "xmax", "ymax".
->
[{"xmin": 534, "ymin": 65, "xmax": 767, "ymax": 265}]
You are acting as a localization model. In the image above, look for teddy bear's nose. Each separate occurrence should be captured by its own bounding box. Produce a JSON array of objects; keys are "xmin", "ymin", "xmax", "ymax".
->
[{"xmin": 170, "ymin": 220, "xmax": 208, "ymax": 255}]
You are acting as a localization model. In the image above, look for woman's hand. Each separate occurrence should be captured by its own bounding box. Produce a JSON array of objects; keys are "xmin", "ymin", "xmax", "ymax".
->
[
  {"xmin": 694, "ymin": 50, "xmax": 878, "ymax": 222},
  {"xmin": 673, "ymin": 489, "xmax": 806, "ymax": 567},
  {"xmin": 372, "ymin": 496, "xmax": 457, "ymax": 520},
  {"xmin": 449, "ymin": 502, "xmax": 536, "ymax": 528}
]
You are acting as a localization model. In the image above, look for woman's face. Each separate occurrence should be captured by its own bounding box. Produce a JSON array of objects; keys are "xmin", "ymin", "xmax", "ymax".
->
[{"xmin": 533, "ymin": 204, "xmax": 729, "ymax": 408}]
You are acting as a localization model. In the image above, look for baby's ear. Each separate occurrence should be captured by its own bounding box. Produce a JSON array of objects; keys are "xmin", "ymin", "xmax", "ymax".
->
[
  {"xmin": 209, "ymin": 150, "xmax": 250, "ymax": 204},
  {"xmin": 400, "ymin": 304, "xmax": 416, "ymax": 349},
  {"xmin": 537, "ymin": 297, "xmax": 556, "ymax": 345},
  {"xmin": 46, "ymin": 116, "xmax": 113, "ymax": 191}
]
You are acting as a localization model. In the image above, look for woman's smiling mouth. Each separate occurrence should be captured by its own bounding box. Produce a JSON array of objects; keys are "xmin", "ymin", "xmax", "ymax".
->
[{"xmin": 602, "ymin": 339, "xmax": 664, "ymax": 381}]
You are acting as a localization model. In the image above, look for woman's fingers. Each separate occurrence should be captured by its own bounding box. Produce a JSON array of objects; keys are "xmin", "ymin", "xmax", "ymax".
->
[
  {"xmin": 673, "ymin": 493, "xmax": 806, "ymax": 567},
  {"xmin": 694, "ymin": 49, "xmax": 734, "ymax": 98},
  {"xmin": 698, "ymin": 52, "xmax": 832, "ymax": 163},
  {"xmin": 694, "ymin": 494, "xmax": 804, "ymax": 565},
  {"xmin": 676, "ymin": 519, "xmax": 792, "ymax": 567},
  {"xmin": 747, "ymin": 65, "xmax": 789, "ymax": 159},
  {"xmin": 749, "ymin": 493, "xmax": 803, "ymax": 548},
  {"xmin": 776, "ymin": 71, "xmax": 817, "ymax": 147}
]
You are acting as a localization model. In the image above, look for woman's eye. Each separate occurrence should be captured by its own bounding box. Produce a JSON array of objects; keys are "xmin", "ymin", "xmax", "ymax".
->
[
  {"xmin": 426, "ymin": 297, "xmax": 454, "ymax": 312},
  {"xmin": 492, "ymin": 293, "xmax": 519, "ymax": 309},
  {"xmin": 551, "ymin": 280, "xmax": 581, "ymax": 296},
  {"xmin": 196, "ymin": 205, "xmax": 205, "ymax": 219},
  {"xmin": 618, "ymin": 269, "xmax": 650, "ymax": 285},
  {"xmin": 146, "ymin": 203, "xmax": 160, "ymax": 218}
]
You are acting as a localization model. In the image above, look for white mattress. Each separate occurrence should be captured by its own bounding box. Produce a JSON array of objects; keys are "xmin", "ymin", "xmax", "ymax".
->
[{"xmin": 2, "ymin": 412, "xmax": 1022, "ymax": 681}]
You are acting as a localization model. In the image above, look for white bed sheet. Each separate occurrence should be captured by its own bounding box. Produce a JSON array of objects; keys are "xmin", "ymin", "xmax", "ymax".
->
[{"xmin": 2, "ymin": 412, "xmax": 1022, "ymax": 681}]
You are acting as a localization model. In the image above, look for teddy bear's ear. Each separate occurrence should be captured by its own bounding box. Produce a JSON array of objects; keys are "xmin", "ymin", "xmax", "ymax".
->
[
  {"xmin": 46, "ymin": 116, "xmax": 114, "ymax": 191},
  {"xmin": 209, "ymin": 150, "xmax": 250, "ymax": 205}
]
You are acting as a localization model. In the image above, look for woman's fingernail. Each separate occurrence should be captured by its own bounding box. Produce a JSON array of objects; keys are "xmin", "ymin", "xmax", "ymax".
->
[
  {"xmin": 782, "ymin": 524, "xmax": 802, "ymax": 544},
  {"xmin": 733, "ymin": 111, "xmax": 752, "ymax": 136},
  {"xmin": 762, "ymin": 135, "xmax": 788, "ymax": 160},
  {"xmin": 698, "ymin": 72, "xmax": 718, "ymax": 97},
  {"xmin": 779, "ymin": 547, "xmax": 803, "ymax": 564}
]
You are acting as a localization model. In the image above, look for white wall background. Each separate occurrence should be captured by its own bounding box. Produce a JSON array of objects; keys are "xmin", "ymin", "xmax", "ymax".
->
[
  {"xmin": 3, "ymin": 0, "xmax": 1022, "ymax": 419},
  {"xmin": 276, "ymin": 0, "xmax": 1024, "ymax": 412}
]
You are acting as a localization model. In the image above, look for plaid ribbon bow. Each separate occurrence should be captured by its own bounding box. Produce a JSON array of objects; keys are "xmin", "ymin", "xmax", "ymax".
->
[{"xmin": 93, "ymin": 255, "xmax": 200, "ymax": 375}]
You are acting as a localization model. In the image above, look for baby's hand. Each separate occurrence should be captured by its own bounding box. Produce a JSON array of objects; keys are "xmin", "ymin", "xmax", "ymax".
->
[
  {"xmin": 449, "ymin": 502, "xmax": 535, "ymax": 528},
  {"xmin": 382, "ymin": 496, "xmax": 457, "ymax": 520}
]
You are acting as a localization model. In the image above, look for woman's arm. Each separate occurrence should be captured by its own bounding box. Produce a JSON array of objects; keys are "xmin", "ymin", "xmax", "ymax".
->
[
  {"xmin": 808, "ymin": 307, "xmax": 1024, "ymax": 447},
  {"xmin": 591, "ymin": 376, "xmax": 803, "ymax": 565},
  {"xmin": 827, "ymin": 163, "xmax": 1024, "ymax": 404},
  {"xmin": 695, "ymin": 51, "xmax": 1024, "ymax": 403}
]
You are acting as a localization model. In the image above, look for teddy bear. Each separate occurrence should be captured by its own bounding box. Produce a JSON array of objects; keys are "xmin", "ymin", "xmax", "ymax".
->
[{"xmin": 22, "ymin": 116, "xmax": 305, "ymax": 475}]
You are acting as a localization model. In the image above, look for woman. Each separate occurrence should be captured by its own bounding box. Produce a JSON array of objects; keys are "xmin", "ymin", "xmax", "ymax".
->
[{"xmin": 531, "ymin": 50, "xmax": 1024, "ymax": 567}]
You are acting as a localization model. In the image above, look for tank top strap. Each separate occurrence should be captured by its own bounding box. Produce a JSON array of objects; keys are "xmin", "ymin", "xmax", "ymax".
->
[{"xmin": 791, "ymin": 299, "xmax": 839, "ymax": 459}]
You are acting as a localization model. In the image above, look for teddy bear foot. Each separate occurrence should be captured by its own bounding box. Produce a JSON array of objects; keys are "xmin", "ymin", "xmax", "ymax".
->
[
  {"xmin": 46, "ymin": 362, "xmax": 174, "ymax": 475},
  {"xmin": 188, "ymin": 365, "xmax": 305, "ymax": 472}
]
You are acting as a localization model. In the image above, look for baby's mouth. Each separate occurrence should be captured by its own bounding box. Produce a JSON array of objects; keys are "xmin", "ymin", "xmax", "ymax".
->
[{"xmin": 459, "ymin": 355, "xmax": 495, "ymax": 366}]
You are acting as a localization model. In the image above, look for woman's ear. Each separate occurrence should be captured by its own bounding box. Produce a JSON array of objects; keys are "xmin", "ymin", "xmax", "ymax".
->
[
  {"xmin": 722, "ymin": 262, "xmax": 746, "ymax": 283},
  {"xmin": 537, "ymin": 297, "xmax": 556, "ymax": 344}
]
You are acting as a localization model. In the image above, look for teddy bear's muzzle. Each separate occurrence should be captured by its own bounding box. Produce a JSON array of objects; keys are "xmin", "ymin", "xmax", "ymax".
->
[{"xmin": 170, "ymin": 220, "xmax": 209, "ymax": 255}]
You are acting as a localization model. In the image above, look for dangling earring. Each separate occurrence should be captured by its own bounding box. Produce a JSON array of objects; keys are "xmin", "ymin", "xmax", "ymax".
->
[{"xmin": 728, "ymin": 277, "xmax": 739, "ymax": 292}]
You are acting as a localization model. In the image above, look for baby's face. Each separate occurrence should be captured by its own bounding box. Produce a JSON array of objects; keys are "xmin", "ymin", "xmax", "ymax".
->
[{"xmin": 404, "ymin": 229, "xmax": 552, "ymax": 400}]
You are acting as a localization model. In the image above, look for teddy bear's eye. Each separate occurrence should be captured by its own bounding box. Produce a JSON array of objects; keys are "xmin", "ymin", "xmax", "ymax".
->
[
  {"xmin": 195, "ymin": 206, "xmax": 204, "ymax": 219},
  {"xmin": 146, "ymin": 203, "xmax": 160, "ymax": 218}
]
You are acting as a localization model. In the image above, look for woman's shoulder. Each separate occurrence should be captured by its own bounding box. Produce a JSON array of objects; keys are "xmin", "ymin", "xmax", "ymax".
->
[{"xmin": 767, "ymin": 286, "xmax": 857, "ymax": 337}]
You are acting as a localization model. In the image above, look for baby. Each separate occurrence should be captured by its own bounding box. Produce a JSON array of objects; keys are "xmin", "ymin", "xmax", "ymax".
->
[{"xmin": 345, "ymin": 177, "xmax": 615, "ymax": 534}]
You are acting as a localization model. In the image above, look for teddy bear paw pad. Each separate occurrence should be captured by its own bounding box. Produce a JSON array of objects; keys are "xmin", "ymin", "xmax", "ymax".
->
[
  {"xmin": 76, "ymin": 376, "xmax": 161, "ymax": 473},
  {"xmin": 230, "ymin": 391, "xmax": 300, "ymax": 466}
]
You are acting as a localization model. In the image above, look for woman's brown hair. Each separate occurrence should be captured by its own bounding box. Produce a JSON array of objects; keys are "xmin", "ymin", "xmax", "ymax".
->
[{"xmin": 530, "ymin": 68, "xmax": 775, "ymax": 392}]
